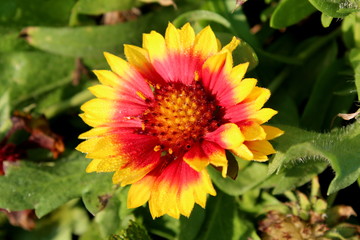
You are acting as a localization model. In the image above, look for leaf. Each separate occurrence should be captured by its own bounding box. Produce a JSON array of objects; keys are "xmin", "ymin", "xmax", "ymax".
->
[
  {"xmin": 173, "ymin": 10, "xmax": 232, "ymax": 29},
  {"xmin": 196, "ymin": 193, "xmax": 236, "ymax": 240},
  {"xmin": 270, "ymin": 0, "xmax": 316, "ymax": 29},
  {"xmin": 270, "ymin": 123, "xmax": 360, "ymax": 195},
  {"xmin": 179, "ymin": 205, "xmax": 206, "ymax": 240},
  {"xmin": 196, "ymin": 192, "xmax": 260, "ymax": 240},
  {"xmin": 12, "ymin": 200, "xmax": 90, "ymax": 240},
  {"xmin": 208, "ymin": 161, "xmax": 269, "ymax": 196},
  {"xmin": 216, "ymin": 32, "xmax": 259, "ymax": 71},
  {"xmin": 0, "ymin": 91, "xmax": 11, "ymax": 139},
  {"xmin": 271, "ymin": 159, "xmax": 328, "ymax": 194},
  {"xmin": 74, "ymin": 0, "xmax": 138, "ymax": 15},
  {"xmin": 0, "ymin": 26, "xmax": 31, "ymax": 52},
  {"xmin": 321, "ymin": 13, "xmax": 333, "ymax": 28},
  {"xmin": 0, "ymin": 151, "xmax": 114, "ymax": 218},
  {"xmin": 0, "ymin": 51, "xmax": 74, "ymax": 107},
  {"xmin": 308, "ymin": 0, "xmax": 353, "ymax": 18},
  {"xmin": 23, "ymin": 11, "xmax": 172, "ymax": 58},
  {"xmin": 92, "ymin": 188, "xmax": 133, "ymax": 238},
  {"xmin": 0, "ymin": 0, "xmax": 74, "ymax": 27},
  {"xmin": 115, "ymin": 220, "xmax": 151, "ymax": 240},
  {"xmin": 341, "ymin": 13, "xmax": 360, "ymax": 49},
  {"xmin": 349, "ymin": 48, "xmax": 360, "ymax": 101},
  {"xmin": 139, "ymin": 0, "xmax": 175, "ymax": 6},
  {"xmin": 300, "ymin": 53, "xmax": 340, "ymax": 131}
]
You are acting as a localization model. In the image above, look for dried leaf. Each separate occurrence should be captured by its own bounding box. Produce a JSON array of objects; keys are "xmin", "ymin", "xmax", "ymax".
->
[
  {"xmin": 11, "ymin": 112, "xmax": 64, "ymax": 158},
  {"xmin": 140, "ymin": 0, "xmax": 175, "ymax": 7},
  {"xmin": 1, "ymin": 209, "xmax": 36, "ymax": 230},
  {"xmin": 338, "ymin": 109, "xmax": 360, "ymax": 120},
  {"xmin": 0, "ymin": 143, "xmax": 22, "ymax": 175},
  {"xmin": 102, "ymin": 9, "xmax": 140, "ymax": 25},
  {"xmin": 326, "ymin": 205, "xmax": 357, "ymax": 227}
]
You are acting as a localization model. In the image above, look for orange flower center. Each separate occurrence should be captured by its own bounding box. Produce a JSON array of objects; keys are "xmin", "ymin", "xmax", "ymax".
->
[{"xmin": 140, "ymin": 82, "xmax": 223, "ymax": 154}]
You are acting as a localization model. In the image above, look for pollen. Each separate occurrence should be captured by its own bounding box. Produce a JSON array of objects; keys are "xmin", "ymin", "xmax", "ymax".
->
[{"xmin": 138, "ymin": 82, "xmax": 224, "ymax": 154}]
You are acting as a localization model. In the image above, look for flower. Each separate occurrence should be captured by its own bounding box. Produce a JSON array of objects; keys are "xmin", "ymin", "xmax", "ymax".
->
[{"xmin": 76, "ymin": 23, "xmax": 283, "ymax": 219}]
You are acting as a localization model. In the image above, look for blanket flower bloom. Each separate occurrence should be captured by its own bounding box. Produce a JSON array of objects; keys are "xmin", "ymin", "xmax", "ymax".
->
[{"xmin": 76, "ymin": 23, "xmax": 283, "ymax": 219}]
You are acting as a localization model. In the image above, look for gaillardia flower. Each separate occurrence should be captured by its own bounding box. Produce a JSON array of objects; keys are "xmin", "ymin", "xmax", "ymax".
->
[{"xmin": 76, "ymin": 23, "xmax": 283, "ymax": 219}]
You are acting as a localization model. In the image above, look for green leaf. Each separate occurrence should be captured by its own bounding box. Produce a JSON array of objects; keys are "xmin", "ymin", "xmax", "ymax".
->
[
  {"xmin": 216, "ymin": 32, "xmax": 258, "ymax": 71},
  {"xmin": 341, "ymin": 13, "xmax": 360, "ymax": 49},
  {"xmin": 300, "ymin": 51, "xmax": 340, "ymax": 131},
  {"xmin": 270, "ymin": 0, "xmax": 316, "ymax": 29},
  {"xmin": 0, "ymin": 26, "xmax": 31, "ymax": 52},
  {"xmin": 270, "ymin": 123, "xmax": 360, "ymax": 195},
  {"xmin": 321, "ymin": 13, "xmax": 333, "ymax": 28},
  {"xmin": 115, "ymin": 220, "xmax": 151, "ymax": 240},
  {"xmin": 272, "ymin": 159, "xmax": 328, "ymax": 194},
  {"xmin": 0, "ymin": 90, "xmax": 11, "ymax": 139},
  {"xmin": 308, "ymin": 0, "xmax": 353, "ymax": 18},
  {"xmin": 24, "ymin": 12, "xmax": 172, "ymax": 58},
  {"xmin": 197, "ymin": 193, "xmax": 237, "ymax": 240},
  {"xmin": 208, "ymin": 161, "xmax": 269, "ymax": 196},
  {"xmin": 0, "ymin": 151, "xmax": 114, "ymax": 218},
  {"xmin": 196, "ymin": 192, "xmax": 260, "ymax": 240},
  {"xmin": 173, "ymin": 10, "xmax": 231, "ymax": 29},
  {"xmin": 74, "ymin": 0, "xmax": 138, "ymax": 15},
  {"xmin": 349, "ymin": 48, "xmax": 360, "ymax": 101},
  {"xmin": 92, "ymin": 188, "xmax": 134, "ymax": 238},
  {"xmin": 139, "ymin": 209, "xmax": 179, "ymax": 239},
  {"xmin": 12, "ymin": 200, "xmax": 90, "ymax": 240},
  {"xmin": 0, "ymin": 51, "xmax": 74, "ymax": 108},
  {"xmin": 0, "ymin": 0, "xmax": 74, "ymax": 27},
  {"xmin": 179, "ymin": 205, "xmax": 206, "ymax": 240}
]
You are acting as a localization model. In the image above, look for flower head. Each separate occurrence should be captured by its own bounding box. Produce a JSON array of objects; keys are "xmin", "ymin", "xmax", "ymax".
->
[{"xmin": 77, "ymin": 23, "xmax": 283, "ymax": 219}]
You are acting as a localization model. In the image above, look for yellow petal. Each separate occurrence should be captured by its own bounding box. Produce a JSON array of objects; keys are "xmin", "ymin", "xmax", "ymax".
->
[
  {"xmin": 96, "ymin": 157, "xmax": 122, "ymax": 172},
  {"xmin": 241, "ymin": 122, "xmax": 266, "ymax": 141},
  {"xmin": 252, "ymin": 108, "xmax": 278, "ymax": 124},
  {"xmin": 220, "ymin": 36, "xmax": 240, "ymax": 53},
  {"xmin": 113, "ymin": 162, "xmax": 156, "ymax": 186},
  {"xmin": 178, "ymin": 186, "xmax": 195, "ymax": 217},
  {"xmin": 103, "ymin": 52, "xmax": 133, "ymax": 77},
  {"xmin": 230, "ymin": 62, "xmax": 249, "ymax": 84},
  {"xmin": 79, "ymin": 127, "xmax": 110, "ymax": 139},
  {"xmin": 124, "ymin": 44, "xmax": 150, "ymax": 69},
  {"xmin": 93, "ymin": 70, "xmax": 120, "ymax": 87},
  {"xmin": 165, "ymin": 22, "xmax": 181, "ymax": 52},
  {"xmin": 203, "ymin": 51, "xmax": 233, "ymax": 76},
  {"xmin": 193, "ymin": 26, "xmax": 218, "ymax": 58},
  {"xmin": 128, "ymin": 176, "xmax": 154, "ymax": 208},
  {"xmin": 233, "ymin": 78, "xmax": 257, "ymax": 104},
  {"xmin": 88, "ymin": 85, "xmax": 117, "ymax": 99},
  {"xmin": 231, "ymin": 144, "xmax": 254, "ymax": 161},
  {"xmin": 262, "ymin": 125, "xmax": 284, "ymax": 140},
  {"xmin": 143, "ymin": 30, "xmax": 167, "ymax": 60},
  {"xmin": 80, "ymin": 98, "xmax": 113, "ymax": 119},
  {"xmin": 86, "ymin": 159, "xmax": 102, "ymax": 172},
  {"xmin": 76, "ymin": 137, "xmax": 101, "ymax": 153},
  {"xmin": 183, "ymin": 146, "xmax": 209, "ymax": 172},
  {"xmin": 254, "ymin": 88, "xmax": 271, "ymax": 110},
  {"xmin": 178, "ymin": 22, "xmax": 195, "ymax": 51},
  {"xmin": 205, "ymin": 123, "xmax": 244, "ymax": 150},
  {"xmin": 246, "ymin": 140, "xmax": 276, "ymax": 161},
  {"xmin": 79, "ymin": 113, "xmax": 108, "ymax": 128}
]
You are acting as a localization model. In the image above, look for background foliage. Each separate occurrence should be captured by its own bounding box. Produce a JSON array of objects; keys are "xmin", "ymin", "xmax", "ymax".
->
[{"xmin": 0, "ymin": 0, "xmax": 359, "ymax": 239}]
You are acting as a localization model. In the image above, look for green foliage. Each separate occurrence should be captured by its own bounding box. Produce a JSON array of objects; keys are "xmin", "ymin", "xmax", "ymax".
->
[
  {"xmin": 308, "ymin": 0, "xmax": 359, "ymax": 18},
  {"xmin": 0, "ymin": 152, "xmax": 114, "ymax": 217},
  {"xmin": 73, "ymin": 0, "xmax": 138, "ymax": 15},
  {"xmin": 270, "ymin": 123, "xmax": 360, "ymax": 195},
  {"xmin": 1, "ymin": 0, "xmax": 360, "ymax": 239},
  {"xmin": 270, "ymin": 0, "xmax": 316, "ymax": 29}
]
